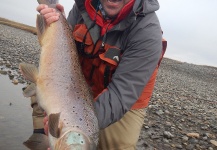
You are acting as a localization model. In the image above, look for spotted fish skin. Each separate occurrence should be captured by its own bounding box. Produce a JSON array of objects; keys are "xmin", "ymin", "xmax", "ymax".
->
[{"xmin": 19, "ymin": 0, "xmax": 99, "ymax": 149}]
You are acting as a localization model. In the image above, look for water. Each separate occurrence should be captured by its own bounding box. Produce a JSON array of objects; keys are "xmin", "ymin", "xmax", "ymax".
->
[{"xmin": 0, "ymin": 74, "xmax": 32, "ymax": 150}]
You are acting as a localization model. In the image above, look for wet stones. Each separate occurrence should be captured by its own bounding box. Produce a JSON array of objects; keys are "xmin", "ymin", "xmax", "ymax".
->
[{"xmin": 0, "ymin": 70, "xmax": 7, "ymax": 75}]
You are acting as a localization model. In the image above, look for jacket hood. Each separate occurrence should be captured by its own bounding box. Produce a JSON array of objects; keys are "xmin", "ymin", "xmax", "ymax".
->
[
  {"xmin": 133, "ymin": 0, "xmax": 159, "ymax": 15},
  {"xmin": 109, "ymin": 0, "xmax": 160, "ymax": 32}
]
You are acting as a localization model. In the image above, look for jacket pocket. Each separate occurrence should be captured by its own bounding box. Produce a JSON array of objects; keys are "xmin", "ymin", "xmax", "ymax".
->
[{"xmin": 98, "ymin": 47, "xmax": 121, "ymax": 88}]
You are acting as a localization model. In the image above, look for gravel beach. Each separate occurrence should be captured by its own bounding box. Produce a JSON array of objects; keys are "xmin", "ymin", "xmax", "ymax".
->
[{"xmin": 0, "ymin": 24, "xmax": 217, "ymax": 150}]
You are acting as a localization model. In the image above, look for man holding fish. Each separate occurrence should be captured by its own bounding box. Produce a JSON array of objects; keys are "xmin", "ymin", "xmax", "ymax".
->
[{"xmin": 24, "ymin": 0, "xmax": 166, "ymax": 149}]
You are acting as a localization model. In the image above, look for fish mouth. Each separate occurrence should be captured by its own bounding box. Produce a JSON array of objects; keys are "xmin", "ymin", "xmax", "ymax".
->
[{"xmin": 55, "ymin": 129, "xmax": 95, "ymax": 150}]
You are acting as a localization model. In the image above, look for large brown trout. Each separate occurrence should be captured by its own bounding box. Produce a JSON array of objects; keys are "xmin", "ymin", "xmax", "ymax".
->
[{"xmin": 19, "ymin": 0, "xmax": 99, "ymax": 149}]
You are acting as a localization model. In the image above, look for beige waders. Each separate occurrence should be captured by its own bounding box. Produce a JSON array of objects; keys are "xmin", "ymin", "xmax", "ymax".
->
[
  {"xmin": 30, "ymin": 95, "xmax": 45, "ymax": 131},
  {"xmin": 98, "ymin": 109, "xmax": 146, "ymax": 150},
  {"xmin": 23, "ymin": 95, "xmax": 48, "ymax": 149}
]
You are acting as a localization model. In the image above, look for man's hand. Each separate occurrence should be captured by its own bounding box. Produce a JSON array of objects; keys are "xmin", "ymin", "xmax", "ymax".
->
[
  {"xmin": 43, "ymin": 113, "xmax": 50, "ymax": 150},
  {"xmin": 36, "ymin": 4, "xmax": 65, "ymax": 26},
  {"xmin": 43, "ymin": 114, "xmax": 49, "ymax": 135}
]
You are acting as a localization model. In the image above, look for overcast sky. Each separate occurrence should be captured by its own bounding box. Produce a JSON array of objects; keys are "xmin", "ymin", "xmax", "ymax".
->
[{"xmin": 0, "ymin": 0, "xmax": 216, "ymax": 67}]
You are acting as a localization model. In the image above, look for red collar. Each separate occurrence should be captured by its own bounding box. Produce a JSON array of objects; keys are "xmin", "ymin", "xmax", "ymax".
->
[{"xmin": 85, "ymin": 0, "xmax": 135, "ymax": 36}]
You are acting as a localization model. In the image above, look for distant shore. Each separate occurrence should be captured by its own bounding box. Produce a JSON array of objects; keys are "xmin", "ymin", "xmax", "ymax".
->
[
  {"xmin": 0, "ymin": 19, "xmax": 217, "ymax": 149},
  {"xmin": 0, "ymin": 17, "xmax": 37, "ymax": 35}
]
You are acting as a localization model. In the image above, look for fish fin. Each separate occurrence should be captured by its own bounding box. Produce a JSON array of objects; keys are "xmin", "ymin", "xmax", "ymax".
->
[
  {"xmin": 48, "ymin": 113, "xmax": 61, "ymax": 138},
  {"xmin": 19, "ymin": 63, "xmax": 38, "ymax": 83},
  {"xmin": 36, "ymin": 14, "xmax": 46, "ymax": 44},
  {"xmin": 23, "ymin": 133, "xmax": 49, "ymax": 150},
  {"xmin": 37, "ymin": 0, "xmax": 59, "ymax": 5},
  {"xmin": 23, "ymin": 83, "xmax": 36, "ymax": 97}
]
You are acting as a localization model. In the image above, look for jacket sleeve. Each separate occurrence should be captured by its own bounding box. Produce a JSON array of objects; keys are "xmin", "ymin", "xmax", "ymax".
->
[
  {"xmin": 94, "ymin": 13, "xmax": 162, "ymax": 129},
  {"xmin": 67, "ymin": 4, "xmax": 79, "ymax": 28}
]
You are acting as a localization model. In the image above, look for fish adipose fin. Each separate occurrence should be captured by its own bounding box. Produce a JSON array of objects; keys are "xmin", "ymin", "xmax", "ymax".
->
[
  {"xmin": 19, "ymin": 63, "xmax": 38, "ymax": 83},
  {"xmin": 23, "ymin": 83, "xmax": 36, "ymax": 97},
  {"xmin": 23, "ymin": 133, "xmax": 49, "ymax": 150},
  {"xmin": 49, "ymin": 113, "xmax": 61, "ymax": 138}
]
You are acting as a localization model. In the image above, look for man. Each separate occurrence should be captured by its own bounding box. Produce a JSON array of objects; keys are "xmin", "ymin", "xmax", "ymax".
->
[{"xmin": 27, "ymin": 0, "xmax": 166, "ymax": 149}]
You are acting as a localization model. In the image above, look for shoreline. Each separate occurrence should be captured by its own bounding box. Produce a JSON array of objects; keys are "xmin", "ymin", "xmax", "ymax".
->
[
  {"xmin": 0, "ymin": 17, "xmax": 37, "ymax": 35},
  {"xmin": 0, "ymin": 21, "xmax": 217, "ymax": 149}
]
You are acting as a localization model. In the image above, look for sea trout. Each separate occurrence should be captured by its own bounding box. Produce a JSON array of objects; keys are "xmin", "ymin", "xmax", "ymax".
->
[{"xmin": 19, "ymin": 0, "xmax": 99, "ymax": 149}]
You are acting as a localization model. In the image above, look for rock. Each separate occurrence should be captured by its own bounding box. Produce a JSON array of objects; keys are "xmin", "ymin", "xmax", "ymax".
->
[
  {"xmin": 5, "ymin": 63, "xmax": 11, "ymax": 68},
  {"xmin": 202, "ymin": 136, "xmax": 208, "ymax": 140},
  {"xmin": 210, "ymin": 140, "xmax": 217, "ymax": 147},
  {"xmin": 186, "ymin": 144, "xmax": 195, "ymax": 150},
  {"xmin": 165, "ymin": 121, "xmax": 172, "ymax": 127},
  {"xmin": 182, "ymin": 136, "xmax": 189, "ymax": 141},
  {"xmin": 12, "ymin": 79, "xmax": 19, "ymax": 85},
  {"xmin": 8, "ymin": 74, "xmax": 14, "ymax": 80},
  {"xmin": 175, "ymin": 144, "xmax": 183, "ymax": 149},
  {"xmin": 188, "ymin": 138, "xmax": 199, "ymax": 144},
  {"xmin": 162, "ymin": 138, "xmax": 169, "ymax": 143},
  {"xmin": 0, "ymin": 70, "xmax": 7, "ymax": 75},
  {"xmin": 155, "ymin": 109, "xmax": 164, "ymax": 115},
  {"xmin": 163, "ymin": 131, "xmax": 174, "ymax": 139},
  {"xmin": 205, "ymin": 133, "xmax": 216, "ymax": 138},
  {"xmin": 186, "ymin": 133, "xmax": 200, "ymax": 138},
  {"xmin": 144, "ymin": 125, "xmax": 149, "ymax": 129}
]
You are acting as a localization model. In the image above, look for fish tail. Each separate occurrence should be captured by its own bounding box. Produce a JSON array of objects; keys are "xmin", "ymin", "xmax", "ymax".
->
[
  {"xmin": 37, "ymin": 0, "xmax": 59, "ymax": 5},
  {"xmin": 23, "ymin": 133, "xmax": 49, "ymax": 150}
]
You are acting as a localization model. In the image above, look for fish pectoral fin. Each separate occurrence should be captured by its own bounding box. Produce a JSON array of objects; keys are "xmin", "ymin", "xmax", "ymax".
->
[
  {"xmin": 23, "ymin": 133, "xmax": 49, "ymax": 150},
  {"xmin": 19, "ymin": 63, "xmax": 38, "ymax": 83},
  {"xmin": 23, "ymin": 83, "xmax": 36, "ymax": 97},
  {"xmin": 49, "ymin": 113, "xmax": 61, "ymax": 138}
]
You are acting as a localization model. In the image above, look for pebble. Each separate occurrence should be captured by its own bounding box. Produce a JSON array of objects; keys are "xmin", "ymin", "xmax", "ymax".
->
[
  {"xmin": 0, "ymin": 70, "xmax": 7, "ymax": 75},
  {"xmin": 165, "ymin": 121, "xmax": 172, "ymax": 126},
  {"xmin": 210, "ymin": 140, "xmax": 217, "ymax": 147},
  {"xmin": 12, "ymin": 79, "xmax": 19, "ymax": 85},
  {"xmin": 175, "ymin": 144, "xmax": 183, "ymax": 149},
  {"xmin": 163, "ymin": 131, "xmax": 174, "ymax": 139},
  {"xmin": 182, "ymin": 136, "xmax": 189, "ymax": 141},
  {"xmin": 186, "ymin": 144, "xmax": 195, "ymax": 150},
  {"xmin": 155, "ymin": 109, "xmax": 164, "ymax": 115},
  {"xmin": 186, "ymin": 133, "xmax": 200, "ymax": 138}
]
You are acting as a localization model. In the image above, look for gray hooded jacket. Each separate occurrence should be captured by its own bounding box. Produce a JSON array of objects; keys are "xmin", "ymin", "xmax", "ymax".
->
[{"xmin": 67, "ymin": 0, "xmax": 162, "ymax": 129}]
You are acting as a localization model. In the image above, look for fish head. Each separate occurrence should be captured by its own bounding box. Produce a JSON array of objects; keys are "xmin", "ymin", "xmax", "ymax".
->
[{"xmin": 54, "ymin": 129, "xmax": 96, "ymax": 150}]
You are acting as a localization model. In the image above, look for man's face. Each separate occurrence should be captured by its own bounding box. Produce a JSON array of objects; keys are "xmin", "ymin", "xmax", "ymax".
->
[{"xmin": 99, "ymin": 0, "xmax": 131, "ymax": 18}]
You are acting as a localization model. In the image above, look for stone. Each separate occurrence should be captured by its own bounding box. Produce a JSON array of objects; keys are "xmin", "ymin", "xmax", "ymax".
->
[
  {"xmin": 12, "ymin": 79, "xmax": 19, "ymax": 85},
  {"xmin": 175, "ymin": 144, "xmax": 183, "ymax": 149},
  {"xmin": 0, "ymin": 70, "xmax": 7, "ymax": 75},
  {"xmin": 186, "ymin": 144, "xmax": 195, "ymax": 150},
  {"xmin": 210, "ymin": 140, "xmax": 217, "ymax": 147},
  {"xmin": 163, "ymin": 131, "xmax": 174, "ymax": 139},
  {"xmin": 182, "ymin": 136, "xmax": 189, "ymax": 141},
  {"xmin": 155, "ymin": 110, "xmax": 164, "ymax": 115},
  {"xmin": 186, "ymin": 133, "xmax": 200, "ymax": 138}
]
